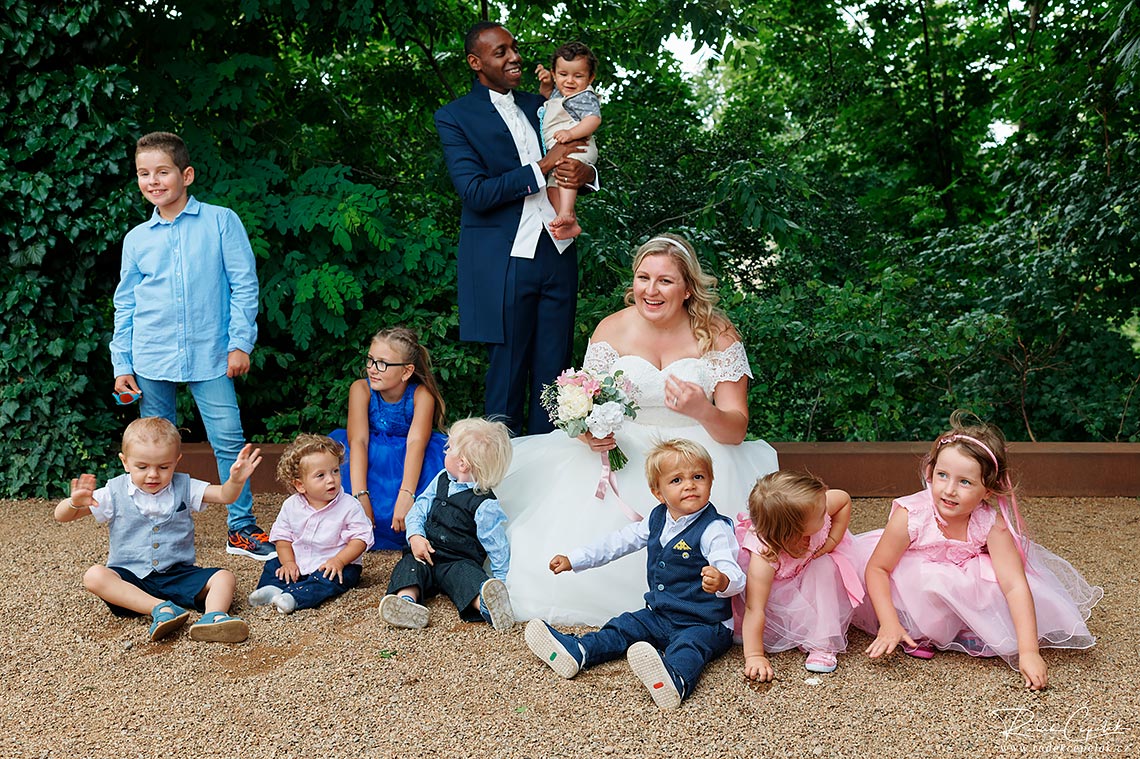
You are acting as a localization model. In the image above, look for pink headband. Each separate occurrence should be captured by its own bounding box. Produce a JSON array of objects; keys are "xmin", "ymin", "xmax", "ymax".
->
[{"xmin": 939, "ymin": 434, "xmax": 999, "ymax": 471}]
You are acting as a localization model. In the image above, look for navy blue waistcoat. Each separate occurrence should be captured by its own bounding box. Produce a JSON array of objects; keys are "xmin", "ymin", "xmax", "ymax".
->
[{"xmin": 644, "ymin": 503, "xmax": 732, "ymax": 626}]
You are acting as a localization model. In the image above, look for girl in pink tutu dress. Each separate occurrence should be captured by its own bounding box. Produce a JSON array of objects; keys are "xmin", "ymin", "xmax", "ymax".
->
[
  {"xmin": 735, "ymin": 471, "xmax": 865, "ymax": 680},
  {"xmin": 856, "ymin": 412, "xmax": 1102, "ymax": 691}
]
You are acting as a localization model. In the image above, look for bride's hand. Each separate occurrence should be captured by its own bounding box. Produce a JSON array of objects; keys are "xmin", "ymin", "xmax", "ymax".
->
[
  {"xmin": 577, "ymin": 431, "xmax": 616, "ymax": 452},
  {"xmin": 664, "ymin": 375, "xmax": 706, "ymax": 417}
]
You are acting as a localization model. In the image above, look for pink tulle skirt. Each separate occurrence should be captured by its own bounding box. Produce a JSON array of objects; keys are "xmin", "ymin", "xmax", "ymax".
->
[
  {"xmin": 851, "ymin": 532, "xmax": 1102, "ymax": 669},
  {"xmin": 733, "ymin": 536, "xmax": 866, "ymax": 655}
]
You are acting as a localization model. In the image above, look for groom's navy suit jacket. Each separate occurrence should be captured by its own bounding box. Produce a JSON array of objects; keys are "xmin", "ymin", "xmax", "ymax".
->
[{"xmin": 434, "ymin": 81, "xmax": 558, "ymax": 344}]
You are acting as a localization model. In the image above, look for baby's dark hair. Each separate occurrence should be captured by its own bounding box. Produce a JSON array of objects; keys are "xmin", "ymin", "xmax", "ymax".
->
[
  {"xmin": 748, "ymin": 471, "xmax": 828, "ymax": 562},
  {"xmin": 136, "ymin": 131, "xmax": 191, "ymax": 171},
  {"xmin": 276, "ymin": 434, "xmax": 345, "ymax": 492},
  {"xmin": 552, "ymin": 41, "xmax": 597, "ymax": 77},
  {"xmin": 922, "ymin": 410, "xmax": 1012, "ymax": 497},
  {"xmin": 371, "ymin": 327, "xmax": 447, "ymax": 430}
]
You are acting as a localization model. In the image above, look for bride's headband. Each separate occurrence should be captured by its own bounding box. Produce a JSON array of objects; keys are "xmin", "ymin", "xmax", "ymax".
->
[{"xmin": 645, "ymin": 236, "xmax": 688, "ymax": 256}]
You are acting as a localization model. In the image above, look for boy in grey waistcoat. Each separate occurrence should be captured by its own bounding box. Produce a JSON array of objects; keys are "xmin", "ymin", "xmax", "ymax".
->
[{"xmin": 55, "ymin": 417, "xmax": 261, "ymax": 642}]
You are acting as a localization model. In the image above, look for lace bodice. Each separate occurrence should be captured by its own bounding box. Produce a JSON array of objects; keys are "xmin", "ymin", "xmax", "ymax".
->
[
  {"xmin": 583, "ymin": 340, "xmax": 753, "ymax": 428},
  {"xmin": 367, "ymin": 382, "xmax": 418, "ymax": 437},
  {"xmin": 893, "ymin": 489, "xmax": 996, "ymax": 566}
]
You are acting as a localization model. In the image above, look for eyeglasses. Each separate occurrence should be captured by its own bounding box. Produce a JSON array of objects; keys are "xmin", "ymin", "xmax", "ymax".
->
[
  {"xmin": 111, "ymin": 391, "xmax": 142, "ymax": 406},
  {"xmin": 365, "ymin": 357, "xmax": 410, "ymax": 373}
]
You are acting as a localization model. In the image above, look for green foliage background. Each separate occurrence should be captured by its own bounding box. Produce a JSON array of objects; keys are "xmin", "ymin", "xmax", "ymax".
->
[{"xmin": 2, "ymin": 0, "xmax": 1137, "ymax": 497}]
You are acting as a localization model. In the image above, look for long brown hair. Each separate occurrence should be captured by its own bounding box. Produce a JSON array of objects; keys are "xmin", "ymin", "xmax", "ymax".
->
[{"xmin": 372, "ymin": 327, "xmax": 446, "ymax": 430}]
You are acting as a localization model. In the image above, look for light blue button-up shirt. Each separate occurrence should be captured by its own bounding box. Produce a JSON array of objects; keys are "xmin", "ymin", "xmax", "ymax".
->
[
  {"xmin": 111, "ymin": 196, "xmax": 259, "ymax": 381},
  {"xmin": 405, "ymin": 470, "xmax": 511, "ymax": 581}
]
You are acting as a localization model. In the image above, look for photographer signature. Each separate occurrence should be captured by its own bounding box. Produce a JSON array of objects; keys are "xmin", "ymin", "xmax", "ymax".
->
[{"xmin": 992, "ymin": 707, "xmax": 1129, "ymax": 743}]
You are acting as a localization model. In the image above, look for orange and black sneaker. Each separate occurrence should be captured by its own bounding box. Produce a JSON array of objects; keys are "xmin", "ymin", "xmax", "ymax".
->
[{"xmin": 226, "ymin": 525, "xmax": 277, "ymax": 561}]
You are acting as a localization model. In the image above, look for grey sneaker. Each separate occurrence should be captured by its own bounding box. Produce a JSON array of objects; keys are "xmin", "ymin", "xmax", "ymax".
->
[
  {"xmin": 478, "ymin": 578, "xmax": 515, "ymax": 631},
  {"xmin": 378, "ymin": 594, "xmax": 429, "ymax": 629}
]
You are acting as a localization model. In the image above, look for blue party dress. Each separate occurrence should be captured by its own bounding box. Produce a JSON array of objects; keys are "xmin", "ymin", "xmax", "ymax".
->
[{"xmin": 329, "ymin": 382, "xmax": 447, "ymax": 550}]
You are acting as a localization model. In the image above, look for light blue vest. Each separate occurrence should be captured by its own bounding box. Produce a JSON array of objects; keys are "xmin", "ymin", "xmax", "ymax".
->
[{"xmin": 105, "ymin": 473, "xmax": 197, "ymax": 577}]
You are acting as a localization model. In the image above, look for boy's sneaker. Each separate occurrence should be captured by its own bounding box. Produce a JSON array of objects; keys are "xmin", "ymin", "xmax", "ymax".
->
[
  {"xmin": 149, "ymin": 601, "xmax": 190, "ymax": 642},
  {"xmin": 805, "ymin": 651, "xmax": 838, "ymax": 673},
  {"xmin": 478, "ymin": 578, "xmax": 515, "ymax": 631},
  {"xmin": 189, "ymin": 611, "xmax": 249, "ymax": 643},
  {"xmin": 524, "ymin": 619, "xmax": 583, "ymax": 679},
  {"xmin": 378, "ymin": 594, "xmax": 429, "ymax": 629},
  {"xmin": 227, "ymin": 525, "xmax": 277, "ymax": 561},
  {"xmin": 627, "ymin": 641, "xmax": 683, "ymax": 710}
]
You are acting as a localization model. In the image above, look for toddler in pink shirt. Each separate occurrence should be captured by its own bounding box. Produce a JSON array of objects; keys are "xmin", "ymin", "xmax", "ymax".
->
[{"xmin": 248, "ymin": 434, "xmax": 374, "ymax": 613}]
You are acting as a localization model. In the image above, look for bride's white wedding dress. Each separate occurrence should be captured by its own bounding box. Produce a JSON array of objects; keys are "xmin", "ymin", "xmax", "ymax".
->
[{"xmin": 496, "ymin": 340, "xmax": 779, "ymax": 626}]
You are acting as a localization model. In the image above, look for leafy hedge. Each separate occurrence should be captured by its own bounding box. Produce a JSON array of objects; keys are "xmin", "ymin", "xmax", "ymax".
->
[{"xmin": 1, "ymin": 1, "xmax": 1136, "ymax": 500}]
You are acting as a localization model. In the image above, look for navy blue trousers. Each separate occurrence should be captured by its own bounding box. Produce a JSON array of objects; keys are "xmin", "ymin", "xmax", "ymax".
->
[
  {"xmin": 256, "ymin": 558, "xmax": 361, "ymax": 610},
  {"xmin": 485, "ymin": 233, "xmax": 577, "ymax": 436},
  {"xmin": 578, "ymin": 608, "xmax": 732, "ymax": 700}
]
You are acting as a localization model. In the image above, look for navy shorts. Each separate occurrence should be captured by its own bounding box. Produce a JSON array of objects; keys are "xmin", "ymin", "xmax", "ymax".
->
[{"xmin": 105, "ymin": 563, "xmax": 222, "ymax": 617}]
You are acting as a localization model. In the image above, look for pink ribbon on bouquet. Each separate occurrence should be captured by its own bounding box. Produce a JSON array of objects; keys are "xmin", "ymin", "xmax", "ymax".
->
[{"xmin": 594, "ymin": 451, "xmax": 642, "ymax": 522}]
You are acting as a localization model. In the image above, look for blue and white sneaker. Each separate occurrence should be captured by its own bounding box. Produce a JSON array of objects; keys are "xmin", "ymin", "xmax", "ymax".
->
[
  {"xmin": 627, "ymin": 641, "xmax": 684, "ymax": 710},
  {"xmin": 226, "ymin": 525, "xmax": 277, "ymax": 561},
  {"xmin": 524, "ymin": 619, "xmax": 583, "ymax": 678}
]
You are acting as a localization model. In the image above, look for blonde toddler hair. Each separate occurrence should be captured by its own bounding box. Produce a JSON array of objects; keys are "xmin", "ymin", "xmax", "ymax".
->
[
  {"xmin": 448, "ymin": 418, "xmax": 512, "ymax": 493},
  {"xmin": 121, "ymin": 417, "xmax": 182, "ymax": 454},
  {"xmin": 644, "ymin": 438, "xmax": 714, "ymax": 492},
  {"xmin": 748, "ymin": 470, "xmax": 828, "ymax": 562},
  {"xmin": 276, "ymin": 433, "xmax": 346, "ymax": 493}
]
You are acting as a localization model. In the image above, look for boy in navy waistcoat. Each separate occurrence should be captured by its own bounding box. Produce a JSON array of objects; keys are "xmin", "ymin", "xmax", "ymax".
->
[
  {"xmin": 54, "ymin": 417, "xmax": 261, "ymax": 642},
  {"xmin": 525, "ymin": 439, "xmax": 744, "ymax": 709},
  {"xmin": 378, "ymin": 418, "xmax": 515, "ymax": 631}
]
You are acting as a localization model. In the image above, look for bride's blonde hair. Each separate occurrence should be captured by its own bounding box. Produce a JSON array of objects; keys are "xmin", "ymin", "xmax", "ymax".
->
[{"xmin": 623, "ymin": 233, "xmax": 729, "ymax": 353}]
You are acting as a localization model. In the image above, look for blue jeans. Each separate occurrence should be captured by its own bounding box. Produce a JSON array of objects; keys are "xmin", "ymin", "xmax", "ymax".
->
[
  {"xmin": 256, "ymin": 558, "xmax": 361, "ymax": 610},
  {"xmin": 137, "ymin": 374, "xmax": 254, "ymax": 531}
]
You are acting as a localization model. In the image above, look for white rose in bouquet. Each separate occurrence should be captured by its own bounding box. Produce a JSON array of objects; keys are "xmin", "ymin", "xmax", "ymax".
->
[{"xmin": 557, "ymin": 384, "xmax": 592, "ymax": 423}]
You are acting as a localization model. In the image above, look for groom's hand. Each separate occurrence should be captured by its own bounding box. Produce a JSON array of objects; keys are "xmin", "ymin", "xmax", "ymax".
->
[{"xmin": 549, "ymin": 554, "xmax": 573, "ymax": 574}]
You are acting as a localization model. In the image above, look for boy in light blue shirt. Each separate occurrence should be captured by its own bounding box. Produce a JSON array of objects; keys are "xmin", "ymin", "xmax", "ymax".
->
[{"xmin": 111, "ymin": 131, "xmax": 272, "ymax": 561}]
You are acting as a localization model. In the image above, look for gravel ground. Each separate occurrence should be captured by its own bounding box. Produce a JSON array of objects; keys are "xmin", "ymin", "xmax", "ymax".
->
[{"xmin": 5, "ymin": 494, "xmax": 1137, "ymax": 759}]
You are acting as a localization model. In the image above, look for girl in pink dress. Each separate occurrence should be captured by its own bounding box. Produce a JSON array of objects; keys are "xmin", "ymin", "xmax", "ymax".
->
[
  {"xmin": 855, "ymin": 412, "xmax": 1102, "ymax": 691},
  {"xmin": 735, "ymin": 471, "xmax": 865, "ymax": 680}
]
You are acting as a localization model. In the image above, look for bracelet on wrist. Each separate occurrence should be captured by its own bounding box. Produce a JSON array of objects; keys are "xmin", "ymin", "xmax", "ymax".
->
[
  {"xmin": 399, "ymin": 488, "xmax": 414, "ymax": 497},
  {"xmin": 354, "ymin": 489, "xmax": 369, "ymax": 499},
  {"xmin": 65, "ymin": 499, "xmax": 82, "ymax": 511}
]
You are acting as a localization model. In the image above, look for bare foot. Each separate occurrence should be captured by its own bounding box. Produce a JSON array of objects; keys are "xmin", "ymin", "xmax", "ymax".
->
[{"xmin": 550, "ymin": 214, "xmax": 581, "ymax": 240}]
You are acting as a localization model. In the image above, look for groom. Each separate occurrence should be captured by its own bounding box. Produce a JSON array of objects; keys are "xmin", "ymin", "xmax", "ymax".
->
[{"xmin": 435, "ymin": 21, "xmax": 598, "ymax": 437}]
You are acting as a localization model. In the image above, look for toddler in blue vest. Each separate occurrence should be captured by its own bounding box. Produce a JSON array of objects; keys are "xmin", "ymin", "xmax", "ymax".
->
[
  {"xmin": 54, "ymin": 417, "xmax": 261, "ymax": 642},
  {"xmin": 525, "ymin": 438, "xmax": 744, "ymax": 709},
  {"xmin": 378, "ymin": 418, "xmax": 515, "ymax": 631}
]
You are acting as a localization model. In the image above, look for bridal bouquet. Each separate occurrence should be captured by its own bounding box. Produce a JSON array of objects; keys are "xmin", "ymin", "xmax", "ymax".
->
[{"xmin": 540, "ymin": 368, "xmax": 640, "ymax": 470}]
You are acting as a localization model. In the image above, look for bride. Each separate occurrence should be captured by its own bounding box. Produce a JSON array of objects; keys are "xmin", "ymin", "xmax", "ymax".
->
[{"xmin": 496, "ymin": 234, "xmax": 779, "ymax": 626}]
